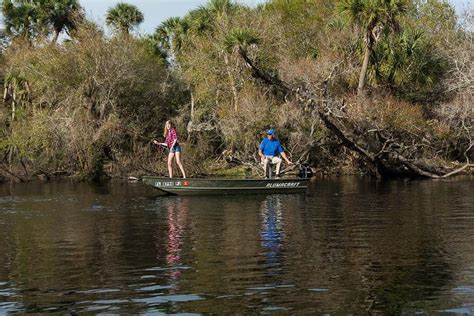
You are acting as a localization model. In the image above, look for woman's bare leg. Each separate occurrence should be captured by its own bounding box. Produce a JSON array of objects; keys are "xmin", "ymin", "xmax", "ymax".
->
[
  {"xmin": 175, "ymin": 152, "xmax": 186, "ymax": 178},
  {"xmin": 168, "ymin": 153, "xmax": 175, "ymax": 178}
]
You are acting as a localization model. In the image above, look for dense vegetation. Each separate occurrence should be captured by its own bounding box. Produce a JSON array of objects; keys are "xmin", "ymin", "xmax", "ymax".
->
[{"xmin": 0, "ymin": 0, "xmax": 472, "ymax": 181}]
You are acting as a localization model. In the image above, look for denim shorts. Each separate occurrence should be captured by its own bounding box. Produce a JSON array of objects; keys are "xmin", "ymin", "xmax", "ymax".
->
[{"xmin": 170, "ymin": 144, "xmax": 182, "ymax": 153}]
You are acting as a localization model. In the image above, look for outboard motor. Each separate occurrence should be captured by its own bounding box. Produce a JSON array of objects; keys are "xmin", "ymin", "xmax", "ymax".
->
[{"xmin": 298, "ymin": 163, "xmax": 313, "ymax": 179}]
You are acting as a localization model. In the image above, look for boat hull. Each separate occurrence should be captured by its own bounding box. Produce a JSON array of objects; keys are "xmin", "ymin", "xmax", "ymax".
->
[{"xmin": 142, "ymin": 177, "xmax": 310, "ymax": 195}]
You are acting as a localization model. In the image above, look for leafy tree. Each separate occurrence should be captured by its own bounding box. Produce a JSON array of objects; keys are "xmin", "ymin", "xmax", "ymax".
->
[
  {"xmin": 2, "ymin": 30, "xmax": 187, "ymax": 179},
  {"xmin": 153, "ymin": 0, "xmax": 238, "ymax": 60},
  {"xmin": 141, "ymin": 35, "xmax": 168, "ymax": 61},
  {"xmin": 224, "ymin": 28, "xmax": 260, "ymax": 54},
  {"xmin": 1, "ymin": 0, "xmax": 38, "ymax": 44},
  {"xmin": 3, "ymin": 71, "xmax": 30, "ymax": 121},
  {"xmin": 154, "ymin": 16, "xmax": 189, "ymax": 58},
  {"xmin": 1, "ymin": 0, "xmax": 82, "ymax": 44},
  {"xmin": 372, "ymin": 28, "xmax": 447, "ymax": 102},
  {"xmin": 263, "ymin": 0, "xmax": 335, "ymax": 58},
  {"xmin": 184, "ymin": 0, "xmax": 238, "ymax": 37},
  {"xmin": 186, "ymin": 6, "xmax": 213, "ymax": 35},
  {"xmin": 106, "ymin": 2, "xmax": 144, "ymax": 35},
  {"xmin": 37, "ymin": 0, "xmax": 83, "ymax": 43},
  {"xmin": 206, "ymin": 0, "xmax": 236, "ymax": 18},
  {"xmin": 339, "ymin": 0, "xmax": 408, "ymax": 96},
  {"xmin": 224, "ymin": 28, "xmax": 260, "ymax": 111}
]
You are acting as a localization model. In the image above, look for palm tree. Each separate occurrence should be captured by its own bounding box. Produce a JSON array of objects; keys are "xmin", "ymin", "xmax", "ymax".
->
[
  {"xmin": 371, "ymin": 28, "xmax": 446, "ymax": 101},
  {"xmin": 1, "ymin": 0, "xmax": 38, "ymax": 44},
  {"xmin": 186, "ymin": 6, "xmax": 213, "ymax": 35},
  {"xmin": 155, "ymin": 0, "xmax": 238, "ymax": 57},
  {"xmin": 106, "ymin": 2, "xmax": 144, "ymax": 35},
  {"xmin": 3, "ymin": 72, "xmax": 31, "ymax": 121},
  {"xmin": 1, "ymin": 0, "xmax": 82, "ymax": 44},
  {"xmin": 154, "ymin": 17, "xmax": 186, "ymax": 53},
  {"xmin": 38, "ymin": 0, "xmax": 83, "ymax": 43},
  {"xmin": 224, "ymin": 28, "xmax": 260, "ymax": 54},
  {"xmin": 339, "ymin": 0, "xmax": 408, "ymax": 96},
  {"xmin": 142, "ymin": 35, "xmax": 168, "ymax": 61},
  {"xmin": 224, "ymin": 28, "xmax": 260, "ymax": 111},
  {"xmin": 207, "ymin": 0, "xmax": 236, "ymax": 18}
]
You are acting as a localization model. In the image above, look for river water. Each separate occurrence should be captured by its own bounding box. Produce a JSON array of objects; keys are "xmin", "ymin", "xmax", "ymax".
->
[{"xmin": 0, "ymin": 177, "xmax": 473, "ymax": 314}]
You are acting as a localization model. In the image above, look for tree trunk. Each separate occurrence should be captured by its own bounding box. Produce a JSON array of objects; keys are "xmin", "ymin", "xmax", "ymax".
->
[
  {"xmin": 190, "ymin": 88, "xmax": 195, "ymax": 119},
  {"xmin": 3, "ymin": 86, "xmax": 8, "ymax": 101},
  {"xmin": 52, "ymin": 29, "xmax": 60, "ymax": 43},
  {"xmin": 11, "ymin": 97, "xmax": 16, "ymax": 121},
  {"xmin": 187, "ymin": 88, "xmax": 195, "ymax": 142},
  {"xmin": 223, "ymin": 52, "xmax": 239, "ymax": 111},
  {"xmin": 357, "ymin": 46, "xmax": 371, "ymax": 97}
]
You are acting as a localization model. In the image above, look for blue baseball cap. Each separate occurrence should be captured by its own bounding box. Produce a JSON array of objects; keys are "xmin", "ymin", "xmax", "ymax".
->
[{"xmin": 267, "ymin": 129, "xmax": 276, "ymax": 135}]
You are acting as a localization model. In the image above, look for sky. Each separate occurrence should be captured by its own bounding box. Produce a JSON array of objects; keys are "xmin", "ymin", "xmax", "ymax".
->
[
  {"xmin": 81, "ymin": 0, "xmax": 265, "ymax": 35},
  {"xmin": 80, "ymin": 0, "xmax": 473, "ymax": 35}
]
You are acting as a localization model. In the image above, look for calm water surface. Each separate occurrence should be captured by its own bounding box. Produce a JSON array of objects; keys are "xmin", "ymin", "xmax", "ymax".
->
[{"xmin": 0, "ymin": 177, "xmax": 473, "ymax": 314}]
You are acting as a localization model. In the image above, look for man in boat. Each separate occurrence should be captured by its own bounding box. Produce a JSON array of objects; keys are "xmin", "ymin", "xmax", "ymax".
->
[{"xmin": 258, "ymin": 129, "xmax": 293, "ymax": 178}]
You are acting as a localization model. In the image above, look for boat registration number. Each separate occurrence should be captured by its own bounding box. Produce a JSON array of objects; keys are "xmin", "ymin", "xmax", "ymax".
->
[
  {"xmin": 265, "ymin": 182, "xmax": 301, "ymax": 188},
  {"xmin": 155, "ymin": 181, "xmax": 189, "ymax": 187}
]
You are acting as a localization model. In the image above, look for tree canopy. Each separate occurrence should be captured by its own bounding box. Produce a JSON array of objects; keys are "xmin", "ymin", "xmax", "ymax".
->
[
  {"xmin": 1, "ymin": 0, "xmax": 82, "ymax": 44},
  {"xmin": 106, "ymin": 2, "xmax": 144, "ymax": 35}
]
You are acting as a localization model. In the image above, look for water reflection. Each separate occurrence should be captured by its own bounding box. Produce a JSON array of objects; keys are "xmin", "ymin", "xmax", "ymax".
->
[
  {"xmin": 260, "ymin": 196, "xmax": 283, "ymax": 275},
  {"xmin": 165, "ymin": 198, "xmax": 188, "ymax": 289}
]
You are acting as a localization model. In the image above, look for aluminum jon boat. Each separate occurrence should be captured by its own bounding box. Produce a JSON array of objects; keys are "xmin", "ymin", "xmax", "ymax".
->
[{"xmin": 142, "ymin": 176, "xmax": 310, "ymax": 195}]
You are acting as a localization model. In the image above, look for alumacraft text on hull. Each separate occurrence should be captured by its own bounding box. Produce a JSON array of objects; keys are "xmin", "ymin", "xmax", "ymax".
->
[{"xmin": 142, "ymin": 177, "xmax": 310, "ymax": 195}]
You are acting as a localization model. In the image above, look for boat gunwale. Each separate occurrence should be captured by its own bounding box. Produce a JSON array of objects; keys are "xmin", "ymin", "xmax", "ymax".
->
[
  {"xmin": 156, "ymin": 186, "xmax": 308, "ymax": 190},
  {"xmin": 153, "ymin": 186, "xmax": 308, "ymax": 195},
  {"xmin": 142, "ymin": 176, "xmax": 309, "ymax": 183}
]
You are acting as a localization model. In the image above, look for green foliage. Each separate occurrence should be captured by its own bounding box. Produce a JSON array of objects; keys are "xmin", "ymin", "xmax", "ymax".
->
[
  {"xmin": 141, "ymin": 35, "xmax": 168, "ymax": 61},
  {"xmin": 339, "ymin": 0, "xmax": 410, "ymax": 95},
  {"xmin": 154, "ymin": 16, "xmax": 189, "ymax": 57},
  {"xmin": 372, "ymin": 28, "xmax": 448, "ymax": 101},
  {"xmin": 106, "ymin": 2, "xmax": 144, "ymax": 35},
  {"xmin": 1, "ymin": 0, "xmax": 82, "ymax": 43},
  {"xmin": 2, "ymin": 0, "xmax": 38, "ymax": 41},
  {"xmin": 224, "ymin": 28, "xmax": 260, "ymax": 52},
  {"xmin": 2, "ymin": 24, "xmax": 186, "ymax": 179},
  {"xmin": 186, "ymin": 7, "xmax": 213, "ymax": 34},
  {"xmin": 36, "ymin": 0, "xmax": 83, "ymax": 42},
  {"xmin": 152, "ymin": 0, "xmax": 245, "ymax": 60},
  {"xmin": 338, "ymin": 0, "xmax": 409, "ymax": 34},
  {"xmin": 206, "ymin": 0, "xmax": 236, "ymax": 16},
  {"xmin": 263, "ymin": 0, "xmax": 335, "ymax": 58}
]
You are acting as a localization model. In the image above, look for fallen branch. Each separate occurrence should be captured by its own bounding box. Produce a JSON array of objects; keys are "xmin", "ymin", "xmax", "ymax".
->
[
  {"xmin": 440, "ymin": 163, "xmax": 473, "ymax": 178},
  {"xmin": 236, "ymin": 48, "xmax": 472, "ymax": 179},
  {"xmin": 0, "ymin": 164, "xmax": 27, "ymax": 182}
]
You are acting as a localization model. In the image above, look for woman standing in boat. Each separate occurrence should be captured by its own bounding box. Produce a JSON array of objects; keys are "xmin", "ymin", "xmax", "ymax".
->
[{"xmin": 153, "ymin": 120, "xmax": 186, "ymax": 178}]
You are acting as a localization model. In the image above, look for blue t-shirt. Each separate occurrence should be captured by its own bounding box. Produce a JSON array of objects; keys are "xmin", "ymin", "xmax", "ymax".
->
[{"xmin": 259, "ymin": 138, "xmax": 284, "ymax": 156}]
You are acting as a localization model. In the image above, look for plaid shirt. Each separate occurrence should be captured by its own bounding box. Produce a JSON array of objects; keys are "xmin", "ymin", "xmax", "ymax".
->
[{"xmin": 165, "ymin": 128, "xmax": 178, "ymax": 148}]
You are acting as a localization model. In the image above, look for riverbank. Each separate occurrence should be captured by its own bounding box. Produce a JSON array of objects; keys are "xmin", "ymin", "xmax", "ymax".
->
[{"xmin": 1, "ymin": 157, "xmax": 471, "ymax": 184}]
